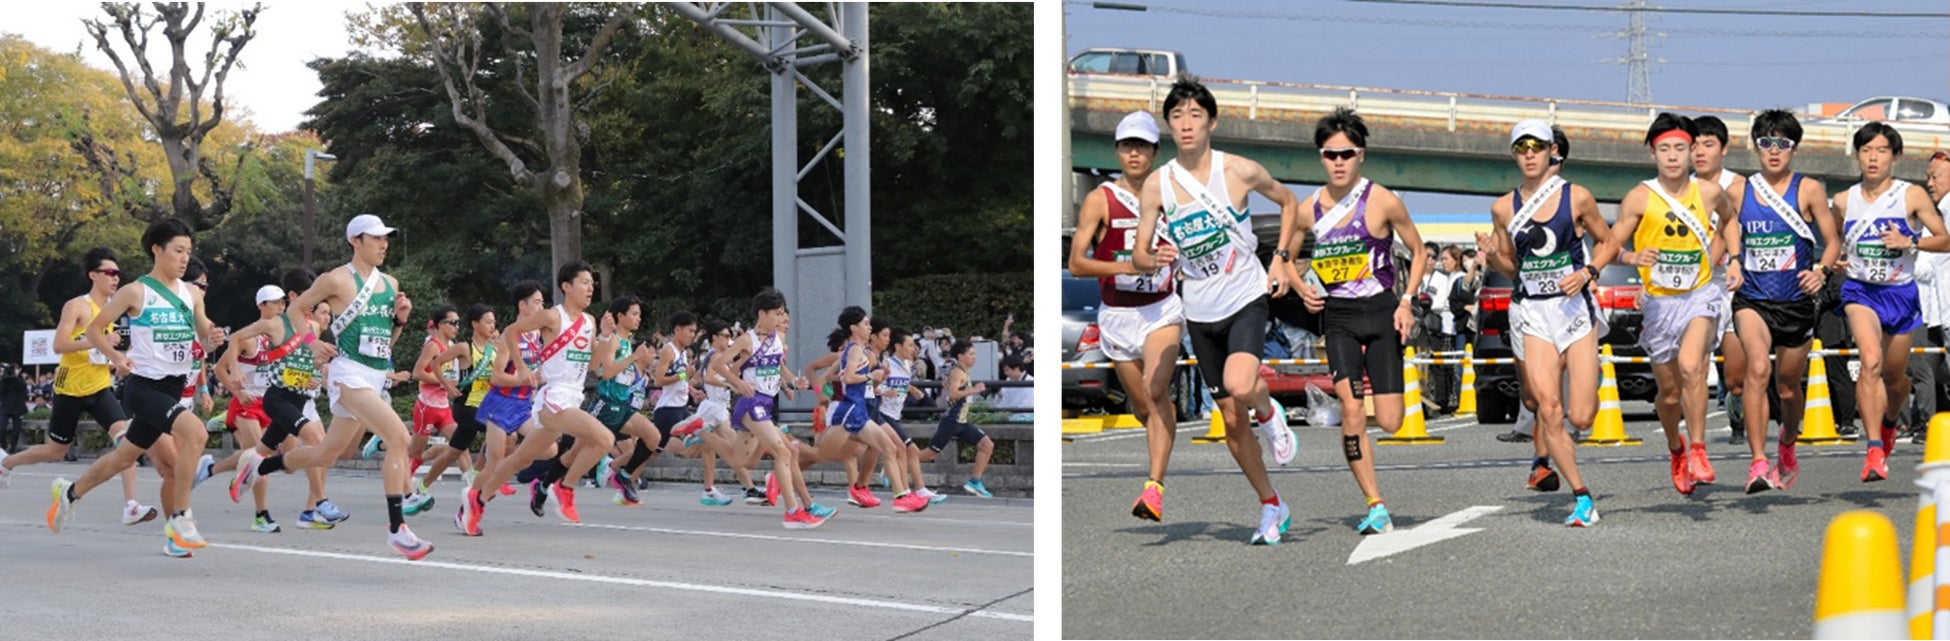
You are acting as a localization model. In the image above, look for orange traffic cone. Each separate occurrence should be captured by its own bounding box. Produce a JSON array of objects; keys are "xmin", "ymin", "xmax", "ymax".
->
[
  {"xmin": 1379, "ymin": 347, "xmax": 1444, "ymax": 445},
  {"xmin": 1456, "ymin": 344, "xmax": 1477, "ymax": 416},
  {"xmin": 1583, "ymin": 344, "xmax": 1642, "ymax": 446}
]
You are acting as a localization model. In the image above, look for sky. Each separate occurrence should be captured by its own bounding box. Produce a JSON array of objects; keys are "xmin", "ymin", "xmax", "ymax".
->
[
  {"xmin": 1065, "ymin": 0, "xmax": 1950, "ymax": 215},
  {"xmin": 7, "ymin": 2, "xmax": 382, "ymax": 133}
]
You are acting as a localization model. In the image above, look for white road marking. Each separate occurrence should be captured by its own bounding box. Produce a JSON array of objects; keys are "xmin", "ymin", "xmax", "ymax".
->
[
  {"xmin": 1347, "ymin": 505, "xmax": 1503, "ymax": 566},
  {"xmin": 567, "ymin": 521, "xmax": 1033, "ymax": 558},
  {"xmin": 214, "ymin": 542, "xmax": 1034, "ymax": 622}
]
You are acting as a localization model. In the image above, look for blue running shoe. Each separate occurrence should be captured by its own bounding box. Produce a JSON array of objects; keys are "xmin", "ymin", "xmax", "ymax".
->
[
  {"xmin": 316, "ymin": 499, "xmax": 349, "ymax": 523},
  {"xmin": 298, "ymin": 510, "xmax": 335, "ymax": 529},
  {"xmin": 808, "ymin": 502, "xmax": 837, "ymax": 519},
  {"xmin": 191, "ymin": 454, "xmax": 214, "ymax": 489},
  {"xmin": 1565, "ymin": 495, "xmax": 1600, "ymax": 527},
  {"xmin": 595, "ymin": 456, "xmax": 614, "ymax": 491},
  {"xmin": 1250, "ymin": 500, "xmax": 1291, "ymax": 546},
  {"xmin": 963, "ymin": 478, "xmax": 993, "ymax": 499},
  {"xmin": 361, "ymin": 435, "xmax": 382, "ymax": 460},
  {"xmin": 1357, "ymin": 504, "xmax": 1394, "ymax": 535}
]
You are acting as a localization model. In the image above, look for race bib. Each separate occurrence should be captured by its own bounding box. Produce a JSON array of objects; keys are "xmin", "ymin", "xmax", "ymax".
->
[
  {"xmin": 1744, "ymin": 233, "xmax": 1796, "ymax": 273},
  {"xmin": 1854, "ymin": 242, "xmax": 1903, "ymax": 284},
  {"xmin": 86, "ymin": 349, "xmax": 110, "ymax": 365},
  {"xmin": 1651, "ymin": 250, "xmax": 1703, "ymax": 290},
  {"xmin": 1519, "ymin": 252, "xmax": 1573, "ymax": 297},
  {"xmin": 1166, "ymin": 208, "xmax": 1237, "ymax": 280},
  {"xmin": 358, "ymin": 331, "xmax": 392, "ymax": 360},
  {"xmin": 281, "ymin": 368, "xmax": 314, "ymax": 390},
  {"xmin": 1314, "ymin": 238, "xmax": 1369, "ymax": 285},
  {"xmin": 1111, "ymin": 251, "xmax": 1169, "ymax": 293},
  {"xmin": 154, "ymin": 328, "xmax": 196, "ymax": 363}
]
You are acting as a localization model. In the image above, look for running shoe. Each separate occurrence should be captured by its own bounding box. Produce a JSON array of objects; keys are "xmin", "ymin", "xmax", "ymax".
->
[
  {"xmin": 551, "ymin": 482, "xmax": 580, "ymax": 523},
  {"xmin": 783, "ymin": 508, "xmax": 820, "ymax": 529},
  {"xmin": 462, "ymin": 469, "xmax": 478, "ymax": 490},
  {"xmin": 402, "ymin": 492, "xmax": 435, "ymax": 516},
  {"xmin": 1564, "ymin": 495, "xmax": 1599, "ymax": 527},
  {"xmin": 808, "ymin": 502, "xmax": 837, "ymax": 519},
  {"xmin": 528, "ymin": 479, "xmax": 548, "ymax": 517},
  {"xmin": 1863, "ymin": 447, "xmax": 1889, "ymax": 483},
  {"xmin": 361, "ymin": 435, "xmax": 382, "ymax": 460},
  {"xmin": 611, "ymin": 470, "xmax": 641, "ymax": 507},
  {"xmin": 669, "ymin": 416, "xmax": 706, "ymax": 439},
  {"xmin": 682, "ymin": 434, "xmax": 703, "ymax": 448},
  {"xmin": 876, "ymin": 472, "xmax": 891, "ymax": 489},
  {"xmin": 1883, "ymin": 418, "xmax": 1902, "ymax": 455},
  {"xmin": 165, "ymin": 510, "xmax": 207, "ymax": 549},
  {"xmin": 963, "ymin": 478, "xmax": 993, "ymax": 499},
  {"xmin": 922, "ymin": 488, "xmax": 947, "ymax": 505},
  {"xmin": 1131, "ymin": 480, "xmax": 1164, "ymax": 522},
  {"xmin": 1257, "ymin": 398, "xmax": 1297, "ymax": 466},
  {"xmin": 700, "ymin": 487, "xmax": 733, "ymax": 506},
  {"xmin": 46, "ymin": 478, "xmax": 73, "ymax": 533},
  {"xmin": 252, "ymin": 514, "xmax": 281, "ymax": 533},
  {"xmin": 1495, "ymin": 429, "xmax": 1532, "ymax": 443},
  {"xmin": 413, "ymin": 478, "xmax": 430, "ymax": 497},
  {"xmin": 1669, "ymin": 445, "xmax": 1696, "ymax": 496},
  {"xmin": 298, "ymin": 510, "xmax": 335, "ymax": 530},
  {"xmin": 316, "ymin": 499, "xmax": 349, "ymax": 523},
  {"xmin": 230, "ymin": 449, "xmax": 264, "ymax": 504},
  {"xmin": 765, "ymin": 472, "xmax": 780, "ymax": 506},
  {"xmin": 1526, "ymin": 465, "xmax": 1561, "ymax": 492},
  {"xmin": 1778, "ymin": 441, "xmax": 1800, "ymax": 489},
  {"xmin": 892, "ymin": 491, "xmax": 929, "ymax": 513},
  {"xmin": 847, "ymin": 485, "xmax": 881, "ymax": 508},
  {"xmin": 1690, "ymin": 443, "xmax": 1716, "ymax": 484},
  {"xmin": 191, "ymin": 454, "xmax": 215, "ymax": 489},
  {"xmin": 388, "ymin": 525, "xmax": 433, "ymax": 561},
  {"xmin": 1250, "ymin": 500, "xmax": 1291, "ymax": 546},
  {"xmin": 499, "ymin": 483, "xmax": 517, "ymax": 497},
  {"xmin": 163, "ymin": 537, "xmax": 194, "ymax": 558},
  {"xmin": 0, "ymin": 464, "xmax": 11, "ymax": 490},
  {"xmin": 743, "ymin": 487, "xmax": 767, "ymax": 505},
  {"xmin": 595, "ymin": 456, "xmax": 614, "ymax": 492},
  {"xmin": 1357, "ymin": 504, "xmax": 1394, "ymax": 535},
  {"xmin": 1727, "ymin": 402, "xmax": 1747, "ymax": 445},
  {"xmin": 122, "ymin": 500, "xmax": 158, "ymax": 526},
  {"xmin": 1744, "ymin": 459, "xmax": 1780, "ymax": 495},
  {"xmin": 459, "ymin": 487, "xmax": 484, "ymax": 536}
]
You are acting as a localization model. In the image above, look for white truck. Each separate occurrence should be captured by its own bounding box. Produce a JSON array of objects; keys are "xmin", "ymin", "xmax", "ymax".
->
[{"xmin": 1067, "ymin": 48, "xmax": 1187, "ymax": 78}]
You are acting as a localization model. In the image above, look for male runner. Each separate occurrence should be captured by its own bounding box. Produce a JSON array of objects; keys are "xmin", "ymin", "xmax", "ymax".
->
[
  {"xmin": 1477, "ymin": 119, "xmax": 1619, "ymax": 525},
  {"xmin": 400, "ymin": 304, "xmax": 465, "ymax": 513},
  {"xmin": 1131, "ymin": 75, "xmax": 1300, "ymax": 546},
  {"xmin": 1830, "ymin": 122, "xmax": 1950, "ymax": 481},
  {"xmin": 0, "ymin": 247, "xmax": 158, "ymax": 527},
  {"xmin": 228, "ymin": 214, "xmax": 431, "ymax": 559},
  {"xmin": 1610, "ymin": 114, "xmax": 1738, "ymax": 496},
  {"xmin": 1721, "ymin": 109, "xmax": 1840, "ymax": 492},
  {"xmin": 412, "ymin": 303, "xmax": 498, "ymax": 504},
  {"xmin": 47, "ymin": 219, "xmax": 222, "ymax": 554},
  {"xmin": 1693, "ymin": 116, "xmax": 1752, "ymax": 445},
  {"xmin": 594, "ymin": 297, "xmax": 688, "ymax": 505},
  {"xmin": 1291, "ymin": 107, "xmax": 1431, "ymax": 535},
  {"xmin": 1066, "ymin": 110, "xmax": 1184, "ymax": 521}
]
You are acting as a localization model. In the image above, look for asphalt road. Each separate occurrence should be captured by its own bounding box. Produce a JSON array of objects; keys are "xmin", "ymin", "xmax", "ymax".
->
[
  {"xmin": 1062, "ymin": 402, "xmax": 1923, "ymax": 639},
  {"xmin": 0, "ymin": 462, "xmax": 1033, "ymax": 641}
]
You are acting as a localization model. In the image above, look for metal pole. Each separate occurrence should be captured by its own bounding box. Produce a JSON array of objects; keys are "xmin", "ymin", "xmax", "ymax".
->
[
  {"xmin": 842, "ymin": 2, "xmax": 870, "ymax": 311},
  {"xmin": 770, "ymin": 6, "xmax": 798, "ymax": 312},
  {"xmin": 302, "ymin": 175, "xmax": 315, "ymax": 270}
]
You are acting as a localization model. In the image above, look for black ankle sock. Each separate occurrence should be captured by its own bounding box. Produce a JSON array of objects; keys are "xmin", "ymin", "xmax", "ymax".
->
[
  {"xmin": 65, "ymin": 486, "xmax": 78, "ymax": 503},
  {"xmin": 1532, "ymin": 457, "xmax": 1550, "ymax": 469},
  {"xmin": 1573, "ymin": 487, "xmax": 1591, "ymax": 498},
  {"xmin": 622, "ymin": 439, "xmax": 655, "ymax": 474},
  {"xmin": 315, "ymin": 498, "xmax": 329, "ymax": 508},
  {"xmin": 516, "ymin": 459, "xmax": 553, "ymax": 484},
  {"xmin": 256, "ymin": 510, "xmax": 270, "ymax": 519},
  {"xmin": 386, "ymin": 495, "xmax": 404, "ymax": 533},
  {"xmin": 171, "ymin": 510, "xmax": 184, "ymax": 519},
  {"xmin": 541, "ymin": 459, "xmax": 570, "ymax": 486},
  {"xmin": 259, "ymin": 454, "xmax": 286, "ymax": 475}
]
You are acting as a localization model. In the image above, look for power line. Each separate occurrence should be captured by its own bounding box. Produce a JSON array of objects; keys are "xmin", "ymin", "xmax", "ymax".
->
[
  {"xmin": 1349, "ymin": 0, "xmax": 1950, "ymax": 18},
  {"xmin": 1068, "ymin": 1, "xmax": 1945, "ymax": 38}
]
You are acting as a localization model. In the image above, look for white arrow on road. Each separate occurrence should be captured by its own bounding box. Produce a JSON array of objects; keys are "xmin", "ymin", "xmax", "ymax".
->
[{"xmin": 1347, "ymin": 505, "xmax": 1503, "ymax": 565}]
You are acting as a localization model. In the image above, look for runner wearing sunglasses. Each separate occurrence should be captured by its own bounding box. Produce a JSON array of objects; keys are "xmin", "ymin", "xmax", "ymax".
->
[
  {"xmin": 1720, "ymin": 109, "xmax": 1839, "ymax": 493},
  {"xmin": 1290, "ymin": 107, "xmax": 1431, "ymax": 536},
  {"xmin": 1131, "ymin": 75, "xmax": 1300, "ymax": 546},
  {"xmin": 1610, "ymin": 113, "xmax": 1738, "ymax": 497}
]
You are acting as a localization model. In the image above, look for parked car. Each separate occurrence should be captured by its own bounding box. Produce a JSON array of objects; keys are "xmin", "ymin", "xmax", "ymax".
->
[
  {"xmin": 1820, "ymin": 96, "xmax": 1950, "ymax": 127},
  {"xmin": 1062, "ymin": 271, "xmax": 1119, "ymax": 412},
  {"xmin": 1470, "ymin": 264, "xmax": 1656, "ymax": 424},
  {"xmin": 1068, "ymin": 48, "xmax": 1187, "ymax": 78}
]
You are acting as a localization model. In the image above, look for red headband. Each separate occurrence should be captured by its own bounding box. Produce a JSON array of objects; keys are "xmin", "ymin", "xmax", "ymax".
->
[{"xmin": 1651, "ymin": 129, "xmax": 1693, "ymax": 147}]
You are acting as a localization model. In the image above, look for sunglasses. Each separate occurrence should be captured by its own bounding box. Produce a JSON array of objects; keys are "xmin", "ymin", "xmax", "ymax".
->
[
  {"xmin": 1511, "ymin": 138, "xmax": 1550, "ymax": 155},
  {"xmin": 191, "ymin": 281, "xmax": 208, "ymax": 291},
  {"xmin": 93, "ymin": 268, "xmax": 121, "ymax": 278},
  {"xmin": 1755, "ymin": 137, "xmax": 1797, "ymax": 152},
  {"xmin": 1319, "ymin": 147, "xmax": 1361, "ymax": 161},
  {"xmin": 439, "ymin": 319, "xmax": 459, "ymax": 326}
]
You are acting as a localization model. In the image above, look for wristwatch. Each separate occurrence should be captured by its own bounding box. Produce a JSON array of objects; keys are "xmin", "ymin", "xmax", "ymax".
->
[
  {"xmin": 1273, "ymin": 249, "xmax": 1291, "ymax": 262},
  {"xmin": 1583, "ymin": 265, "xmax": 1600, "ymax": 282}
]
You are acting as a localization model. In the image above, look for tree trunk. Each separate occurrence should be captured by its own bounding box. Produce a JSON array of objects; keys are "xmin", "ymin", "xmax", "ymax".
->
[{"xmin": 542, "ymin": 171, "xmax": 584, "ymax": 275}]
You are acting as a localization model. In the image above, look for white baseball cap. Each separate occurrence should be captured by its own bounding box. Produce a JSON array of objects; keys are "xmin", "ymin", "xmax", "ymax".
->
[
  {"xmin": 1115, "ymin": 111, "xmax": 1160, "ymax": 145},
  {"xmin": 255, "ymin": 285, "xmax": 285, "ymax": 305},
  {"xmin": 1511, "ymin": 119, "xmax": 1553, "ymax": 145},
  {"xmin": 345, "ymin": 214, "xmax": 397, "ymax": 240}
]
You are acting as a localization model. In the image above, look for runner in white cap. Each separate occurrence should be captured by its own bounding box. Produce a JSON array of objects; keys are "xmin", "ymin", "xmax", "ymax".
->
[
  {"xmin": 1067, "ymin": 110, "xmax": 1186, "ymax": 521},
  {"xmin": 230, "ymin": 214, "xmax": 431, "ymax": 559}
]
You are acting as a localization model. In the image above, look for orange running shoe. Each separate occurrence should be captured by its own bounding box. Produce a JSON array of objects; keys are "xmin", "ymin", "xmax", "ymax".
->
[
  {"xmin": 1690, "ymin": 443, "xmax": 1716, "ymax": 484},
  {"xmin": 1526, "ymin": 465, "xmax": 1561, "ymax": 492},
  {"xmin": 1863, "ymin": 447, "xmax": 1889, "ymax": 483},
  {"xmin": 1670, "ymin": 446, "xmax": 1696, "ymax": 496}
]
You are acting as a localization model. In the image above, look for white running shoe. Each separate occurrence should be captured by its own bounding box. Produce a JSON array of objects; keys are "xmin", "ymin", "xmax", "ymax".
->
[
  {"xmin": 1257, "ymin": 398, "xmax": 1297, "ymax": 466},
  {"xmin": 122, "ymin": 500, "xmax": 158, "ymax": 526},
  {"xmin": 389, "ymin": 525, "xmax": 433, "ymax": 560},
  {"xmin": 1249, "ymin": 500, "xmax": 1290, "ymax": 546},
  {"xmin": 0, "ymin": 464, "xmax": 13, "ymax": 490},
  {"xmin": 166, "ymin": 510, "xmax": 208, "ymax": 549}
]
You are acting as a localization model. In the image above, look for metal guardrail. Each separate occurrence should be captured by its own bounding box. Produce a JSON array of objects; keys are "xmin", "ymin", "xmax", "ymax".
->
[
  {"xmin": 1061, "ymin": 347, "xmax": 1949, "ymax": 370},
  {"xmin": 1069, "ymin": 73, "xmax": 1950, "ymax": 152}
]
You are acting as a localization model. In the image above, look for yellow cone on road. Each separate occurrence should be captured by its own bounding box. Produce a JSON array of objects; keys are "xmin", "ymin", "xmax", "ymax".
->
[
  {"xmin": 1582, "ymin": 344, "xmax": 1641, "ymax": 446},
  {"xmin": 1379, "ymin": 347, "xmax": 1443, "ymax": 445},
  {"xmin": 1798, "ymin": 339, "xmax": 1853, "ymax": 445},
  {"xmin": 1815, "ymin": 511, "xmax": 1906, "ymax": 639},
  {"xmin": 1456, "ymin": 344, "xmax": 1477, "ymax": 416}
]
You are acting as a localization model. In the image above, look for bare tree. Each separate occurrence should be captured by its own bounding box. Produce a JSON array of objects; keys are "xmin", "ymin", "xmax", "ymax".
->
[
  {"xmin": 408, "ymin": 2, "xmax": 630, "ymax": 273},
  {"xmin": 77, "ymin": 2, "xmax": 260, "ymax": 231}
]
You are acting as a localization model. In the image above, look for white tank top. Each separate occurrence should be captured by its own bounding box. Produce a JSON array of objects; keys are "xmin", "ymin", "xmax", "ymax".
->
[
  {"xmin": 128, "ymin": 279, "xmax": 197, "ymax": 380},
  {"xmin": 1842, "ymin": 180, "xmax": 1920, "ymax": 286},
  {"xmin": 1157, "ymin": 150, "xmax": 1266, "ymax": 322},
  {"xmin": 741, "ymin": 330, "xmax": 785, "ymax": 397},
  {"xmin": 538, "ymin": 306, "xmax": 594, "ymax": 388},
  {"xmin": 654, "ymin": 344, "xmax": 691, "ymax": 409},
  {"xmin": 243, "ymin": 334, "xmax": 274, "ymax": 397},
  {"xmin": 700, "ymin": 348, "xmax": 732, "ymax": 405},
  {"xmin": 879, "ymin": 355, "xmax": 911, "ymax": 419}
]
